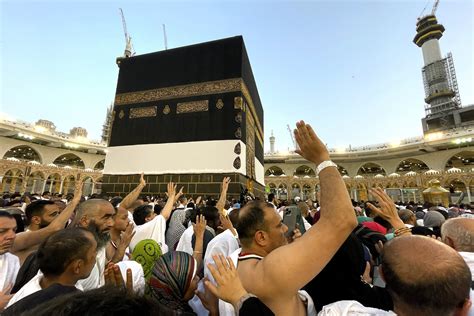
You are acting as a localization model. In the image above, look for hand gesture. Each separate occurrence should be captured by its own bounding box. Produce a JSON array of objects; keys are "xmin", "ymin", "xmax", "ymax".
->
[
  {"xmin": 193, "ymin": 214, "xmax": 207, "ymax": 238},
  {"xmin": 203, "ymin": 254, "xmax": 248, "ymax": 308},
  {"xmin": 221, "ymin": 177, "xmax": 231, "ymax": 193},
  {"xmin": 139, "ymin": 172, "xmax": 146, "ymax": 187},
  {"xmin": 166, "ymin": 182, "xmax": 177, "ymax": 199},
  {"xmin": 0, "ymin": 284, "xmax": 13, "ymax": 311},
  {"xmin": 366, "ymin": 188, "xmax": 404, "ymax": 228},
  {"xmin": 104, "ymin": 263, "xmax": 133, "ymax": 293},
  {"xmin": 219, "ymin": 214, "xmax": 236, "ymax": 236},
  {"xmin": 294, "ymin": 120, "xmax": 330, "ymax": 165},
  {"xmin": 72, "ymin": 178, "xmax": 84, "ymax": 202},
  {"xmin": 174, "ymin": 186, "xmax": 184, "ymax": 202},
  {"xmin": 196, "ymin": 196, "xmax": 202, "ymax": 205},
  {"xmin": 119, "ymin": 221, "xmax": 136, "ymax": 249}
]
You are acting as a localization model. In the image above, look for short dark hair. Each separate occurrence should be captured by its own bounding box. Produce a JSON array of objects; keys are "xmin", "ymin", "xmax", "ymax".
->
[
  {"xmin": 133, "ymin": 204, "xmax": 153, "ymax": 225},
  {"xmin": 236, "ymin": 201, "xmax": 269, "ymax": 246},
  {"xmin": 23, "ymin": 287, "xmax": 160, "ymax": 316},
  {"xmin": 0, "ymin": 210, "xmax": 14, "ymax": 220},
  {"xmin": 42, "ymin": 191, "xmax": 50, "ymax": 196},
  {"xmin": 25, "ymin": 200, "xmax": 55, "ymax": 225},
  {"xmin": 199, "ymin": 206, "xmax": 219, "ymax": 229},
  {"xmin": 37, "ymin": 228, "xmax": 94, "ymax": 277},
  {"xmin": 268, "ymin": 193, "xmax": 275, "ymax": 202}
]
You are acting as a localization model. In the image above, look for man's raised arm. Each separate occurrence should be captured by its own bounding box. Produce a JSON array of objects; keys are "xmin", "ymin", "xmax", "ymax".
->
[
  {"xmin": 216, "ymin": 177, "xmax": 231, "ymax": 215},
  {"xmin": 120, "ymin": 172, "xmax": 146, "ymax": 211},
  {"xmin": 159, "ymin": 182, "xmax": 183, "ymax": 221},
  {"xmin": 257, "ymin": 121, "xmax": 357, "ymax": 295},
  {"xmin": 12, "ymin": 178, "xmax": 84, "ymax": 253}
]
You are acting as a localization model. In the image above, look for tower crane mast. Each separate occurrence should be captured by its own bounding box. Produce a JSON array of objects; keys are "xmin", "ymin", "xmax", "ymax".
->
[{"xmin": 119, "ymin": 8, "xmax": 134, "ymax": 57}]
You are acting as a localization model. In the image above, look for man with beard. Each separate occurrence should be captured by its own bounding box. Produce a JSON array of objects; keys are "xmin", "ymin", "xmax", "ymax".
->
[
  {"xmin": 25, "ymin": 201, "xmax": 61, "ymax": 231},
  {"xmin": 71, "ymin": 199, "xmax": 115, "ymax": 290}
]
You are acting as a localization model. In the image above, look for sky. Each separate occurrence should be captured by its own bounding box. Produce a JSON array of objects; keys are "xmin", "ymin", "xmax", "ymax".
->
[{"xmin": 1, "ymin": 0, "xmax": 473, "ymax": 152}]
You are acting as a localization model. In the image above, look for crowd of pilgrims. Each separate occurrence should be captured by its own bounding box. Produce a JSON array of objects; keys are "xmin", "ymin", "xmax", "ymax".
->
[{"xmin": 0, "ymin": 122, "xmax": 473, "ymax": 316}]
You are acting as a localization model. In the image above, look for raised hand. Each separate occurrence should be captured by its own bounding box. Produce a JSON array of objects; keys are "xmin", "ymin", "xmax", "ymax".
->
[
  {"xmin": 196, "ymin": 196, "xmax": 202, "ymax": 205},
  {"xmin": 203, "ymin": 254, "xmax": 248, "ymax": 309},
  {"xmin": 366, "ymin": 188, "xmax": 406, "ymax": 230},
  {"xmin": 221, "ymin": 177, "xmax": 231, "ymax": 192},
  {"xmin": 139, "ymin": 172, "xmax": 146, "ymax": 187},
  {"xmin": 193, "ymin": 214, "xmax": 207, "ymax": 238},
  {"xmin": 175, "ymin": 186, "xmax": 184, "ymax": 202},
  {"xmin": 104, "ymin": 263, "xmax": 133, "ymax": 293},
  {"xmin": 72, "ymin": 177, "xmax": 84, "ymax": 202},
  {"xmin": 119, "ymin": 221, "xmax": 136, "ymax": 249},
  {"xmin": 219, "ymin": 214, "xmax": 234, "ymax": 231},
  {"xmin": 166, "ymin": 182, "xmax": 177, "ymax": 199},
  {"xmin": 293, "ymin": 120, "xmax": 330, "ymax": 165}
]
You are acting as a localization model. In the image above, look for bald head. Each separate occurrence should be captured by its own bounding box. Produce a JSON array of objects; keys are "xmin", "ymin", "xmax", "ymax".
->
[
  {"xmin": 381, "ymin": 236, "xmax": 471, "ymax": 316},
  {"xmin": 73, "ymin": 199, "xmax": 113, "ymax": 223},
  {"xmin": 398, "ymin": 209, "xmax": 415, "ymax": 225},
  {"xmin": 441, "ymin": 218, "xmax": 474, "ymax": 252}
]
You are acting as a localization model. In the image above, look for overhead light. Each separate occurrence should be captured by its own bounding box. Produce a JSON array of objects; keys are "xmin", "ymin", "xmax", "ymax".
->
[
  {"xmin": 64, "ymin": 142, "xmax": 80, "ymax": 149},
  {"xmin": 424, "ymin": 132, "xmax": 443, "ymax": 141},
  {"xmin": 18, "ymin": 133, "xmax": 34, "ymax": 140}
]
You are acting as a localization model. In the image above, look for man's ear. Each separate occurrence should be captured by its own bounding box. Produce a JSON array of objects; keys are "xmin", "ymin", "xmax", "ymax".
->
[
  {"xmin": 79, "ymin": 216, "xmax": 89, "ymax": 227},
  {"xmin": 443, "ymin": 236, "xmax": 456, "ymax": 249},
  {"xmin": 69, "ymin": 259, "xmax": 83, "ymax": 275},
  {"xmin": 31, "ymin": 215, "xmax": 41, "ymax": 226},
  {"xmin": 254, "ymin": 230, "xmax": 267, "ymax": 247},
  {"xmin": 453, "ymin": 298, "xmax": 472, "ymax": 316}
]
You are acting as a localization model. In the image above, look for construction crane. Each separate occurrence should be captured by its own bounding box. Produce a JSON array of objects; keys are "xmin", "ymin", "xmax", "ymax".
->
[
  {"xmin": 119, "ymin": 8, "xmax": 134, "ymax": 57},
  {"xmin": 162, "ymin": 24, "xmax": 168, "ymax": 50},
  {"xmin": 287, "ymin": 124, "xmax": 298, "ymax": 151},
  {"xmin": 418, "ymin": 0, "xmax": 440, "ymax": 20},
  {"xmin": 431, "ymin": 0, "xmax": 440, "ymax": 15}
]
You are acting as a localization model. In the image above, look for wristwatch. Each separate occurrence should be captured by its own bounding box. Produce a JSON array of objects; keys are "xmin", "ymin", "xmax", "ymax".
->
[{"xmin": 316, "ymin": 160, "xmax": 337, "ymax": 176}]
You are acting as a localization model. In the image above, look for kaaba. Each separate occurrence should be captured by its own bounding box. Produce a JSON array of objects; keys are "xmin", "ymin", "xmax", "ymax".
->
[{"xmin": 102, "ymin": 36, "xmax": 265, "ymax": 199}]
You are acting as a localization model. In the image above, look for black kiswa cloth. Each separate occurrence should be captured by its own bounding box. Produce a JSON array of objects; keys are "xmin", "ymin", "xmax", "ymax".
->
[{"xmin": 110, "ymin": 36, "xmax": 264, "ymax": 164}]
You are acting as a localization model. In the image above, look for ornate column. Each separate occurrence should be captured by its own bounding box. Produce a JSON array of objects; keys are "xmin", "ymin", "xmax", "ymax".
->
[
  {"xmin": 59, "ymin": 180, "xmax": 65, "ymax": 195},
  {"xmin": 9, "ymin": 177, "xmax": 17, "ymax": 194},
  {"xmin": 41, "ymin": 180, "xmax": 47, "ymax": 194}
]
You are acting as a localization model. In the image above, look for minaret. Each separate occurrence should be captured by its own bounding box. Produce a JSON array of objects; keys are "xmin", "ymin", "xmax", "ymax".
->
[
  {"xmin": 101, "ymin": 103, "xmax": 114, "ymax": 144},
  {"xmin": 270, "ymin": 130, "xmax": 275, "ymax": 154},
  {"xmin": 413, "ymin": 11, "xmax": 461, "ymax": 131}
]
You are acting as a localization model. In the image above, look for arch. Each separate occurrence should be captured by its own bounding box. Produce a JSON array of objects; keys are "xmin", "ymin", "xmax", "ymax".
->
[
  {"xmin": 26, "ymin": 171, "xmax": 46, "ymax": 194},
  {"xmin": 396, "ymin": 158, "xmax": 429, "ymax": 173},
  {"xmin": 445, "ymin": 151, "xmax": 474, "ymax": 171},
  {"xmin": 357, "ymin": 162, "xmax": 386, "ymax": 176},
  {"xmin": 94, "ymin": 159, "xmax": 105, "ymax": 171},
  {"xmin": 62, "ymin": 175, "xmax": 76, "ymax": 194},
  {"xmin": 44, "ymin": 173, "xmax": 62, "ymax": 194},
  {"xmin": 277, "ymin": 183, "xmax": 288, "ymax": 200},
  {"xmin": 337, "ymin": 165, "xmax": 349, "ymax": 176},
  {"xmin": 265, "ymin": 166, "xmax": 284, "ymax": 176},
  {"xmin": 291, "ymin": 182, "xmax": 301, "ymax": 199},
  {"xmin": 81, "ymin": 176, "xmax": 94, "ymax": 196},
  {"xmin": 1, "ymin": 169, "xmax": 24, "ymax": 193},
  {"xmin": 3, "ymin": 145, "xmax": 42, "ymax": 163},
  {"xmin": 294, "ymin": 165, "xmax": 315, "ymax": 177},
  {"xmin": 302, "ymin": 183, "xmax": 313, "ymax": 200},
  {"xmin": 53, "ymin": 153, "xmax": 85, "ymax": 169}
]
